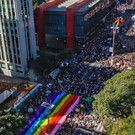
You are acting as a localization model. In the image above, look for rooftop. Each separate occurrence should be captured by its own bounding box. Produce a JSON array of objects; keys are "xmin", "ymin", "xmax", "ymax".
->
[
  {"xmin": 46, "ymin": 0, "xmax": 102, "ymax": 13},
  {"xmin": 46, "ymin": 0, "xmax": 79, "ymax": 12},
  {"xmin": 77, "ymin": 0, "xmax": 101, "ymax": 12}
]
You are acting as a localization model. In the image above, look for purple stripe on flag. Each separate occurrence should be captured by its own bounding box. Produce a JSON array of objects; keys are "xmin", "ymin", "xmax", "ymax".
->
[{"xmin": 18, "ymin": 91, "xmax": 60, "ymax": 135}]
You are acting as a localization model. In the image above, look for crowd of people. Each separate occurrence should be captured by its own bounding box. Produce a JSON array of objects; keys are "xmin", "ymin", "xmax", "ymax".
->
[
  {"xmin": 18, "ymin": 86, "xmax": 50, "ymax": 118},
  {"xmin": 18, "ymin": 5, "xmax": 135, "ymax": 135},
  {"xmin": 100, "ymin": 52, "xmax": 135, "ymax": 71}
]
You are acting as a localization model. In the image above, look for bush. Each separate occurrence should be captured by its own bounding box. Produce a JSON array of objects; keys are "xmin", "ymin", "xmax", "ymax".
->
[{"xmin": 32, "ymin": 53, "xmax": 57, "ymax": 73}]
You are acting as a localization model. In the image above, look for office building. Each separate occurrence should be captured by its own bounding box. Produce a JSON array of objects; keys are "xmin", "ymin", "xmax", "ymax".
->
[{"xmin": 0, "ymin": 0, "xmax": 37, "ymax": 77}]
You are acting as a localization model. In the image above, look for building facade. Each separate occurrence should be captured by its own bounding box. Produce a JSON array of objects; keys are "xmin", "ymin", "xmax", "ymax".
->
[
  {"xmin": 36, "ymin": 0, "xmax": 116, "ymax": 50},
  {"xmin": 0, "ymin": 0, "xmax": 37, "ymax": 77}
]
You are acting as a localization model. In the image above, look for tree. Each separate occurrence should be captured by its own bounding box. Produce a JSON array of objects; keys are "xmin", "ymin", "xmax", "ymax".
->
[
  {"xmin": 92, "ymin": 71, "xmax": 135, "ymax": 134},
  {"xmin": 57, "ymin": 48, "xmax": 73, "ymax": 62},
  {"xmin": 104, "ymin": 108, "xmax": 135, "ymax": 135},
  {"xmin": 32, "ymin": 53, "xmax": 57, "ymax": 73},
  {"xmin": 132, "ymin": 66, "xmax": 135, "ymax": 72},
  {"xmin": 93, "ymin": 71, "xmax": 135, "ymax": 119},
  {"xmin": 33, "ymin": 0, "xmax": 49, "ymax": 9},
  {"xmin": 33, "ymin": 0, "xmax": 44, "ymax": 9},
  {"xmin": 0, "ymin": 104, "xmax": 27, "ymax": 135}
]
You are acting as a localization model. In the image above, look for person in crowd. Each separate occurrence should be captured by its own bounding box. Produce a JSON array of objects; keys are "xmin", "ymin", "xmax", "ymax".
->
[{"xmin": 19, "ymin": 6, "xmax": 135, "ymax": 135}]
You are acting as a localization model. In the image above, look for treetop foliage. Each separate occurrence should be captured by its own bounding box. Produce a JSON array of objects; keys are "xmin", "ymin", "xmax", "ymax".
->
[
  {"xmin": 0, "ymin": 104, "xmax": 27, "ymax": 135},
  {"xmin": 93, "ymin": 71, "xmax": 135, "ymax": 119},
  {"xmin": 33, "ymin": 0, "xmax": 49, "ymax": 9},
  {"xmin": 104, "ymin": 108, "xmax": 135, "ymax": 135},
  {"xmin": 92, "ymin": 70, "xmax": 135, "ymax": 134}
]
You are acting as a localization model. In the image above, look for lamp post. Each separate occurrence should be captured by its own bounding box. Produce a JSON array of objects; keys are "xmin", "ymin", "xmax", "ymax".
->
[
  {"xmin": 41, "ymin": 102, "xmax": 54, "ymax": 135},
  {"xmin": 111, "ymin": 24, "xmax": 119, "ymax": 57},
  {"xmin": 110, "ymin": 24, "xmax": 119, "ymax": 66}
]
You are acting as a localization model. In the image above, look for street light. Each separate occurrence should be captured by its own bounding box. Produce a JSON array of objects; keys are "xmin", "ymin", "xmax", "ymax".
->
[
  {"xmin": 41, "ymin": 102, "xmax": 55, "ymax": 135},
  {"xmin": 109, "ymin": 24, "xmax": 119, "ymax": 66},
  {"xmin": 111, "ymin": 24, "xmax": 119, "ymax": 57}
]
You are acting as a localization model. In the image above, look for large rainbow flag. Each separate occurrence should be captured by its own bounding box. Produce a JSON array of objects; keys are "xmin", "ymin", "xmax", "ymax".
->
[
  {"xmin": 110, "ymin": 17, "xmax": 124, "ymax": 28},
  {"xmin": 18, "ymin": 91, "xmax": 80, "ymax": 135}
]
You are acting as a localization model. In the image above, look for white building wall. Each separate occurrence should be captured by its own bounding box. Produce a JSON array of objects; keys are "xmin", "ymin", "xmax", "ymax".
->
[
  {"xmin": 28, "ymin": 0, "xmax": 37, "ymax": 59},
  {"xmin": 15, "ymin": 0, "xmax": 27, "ymax": 76},
  {"xmin": 0, "ymin": 0, "xmax": 37, "ymax": 77},
  {"xmin": 0, "ymin": 0, "xmax": 12, "ymax": 76}
]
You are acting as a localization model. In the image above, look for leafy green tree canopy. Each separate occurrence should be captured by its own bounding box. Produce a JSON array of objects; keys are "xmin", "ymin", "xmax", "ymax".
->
[
  {"xmin": 57, "ymin": 48, "xmax": 73, "ymax": 62},
  {"xmin": 93, "ymin": 70, "xmax": 135, "ymax": 119},
  {"xmin": 33, "ymin": 0, "xmax": 49, "ymax": 9},
  {"xmin": 104, "ymin": 108, "xmax": 135, "ymax": 135},
  {"xmin": 92, "ymin": 70, "xmax": 135, "ymax": 134},
  {"xmin": 132, "ymin": 66, "xmax": 135, "ymax": 72},
  {"xmin": 0, "ymin": 104, "xmax": 27, "ymax": 135}
]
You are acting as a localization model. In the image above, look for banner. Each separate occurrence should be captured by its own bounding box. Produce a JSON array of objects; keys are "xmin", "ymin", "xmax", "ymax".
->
[{"xmin": 18, "ymin": 92, "xmax": 80, "ymax": 135}]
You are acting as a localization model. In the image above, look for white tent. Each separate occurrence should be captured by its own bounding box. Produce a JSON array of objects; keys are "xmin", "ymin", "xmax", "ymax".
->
[{"xmin": 49, "ymin": 68, "xmax": 60, "ymax": 79}]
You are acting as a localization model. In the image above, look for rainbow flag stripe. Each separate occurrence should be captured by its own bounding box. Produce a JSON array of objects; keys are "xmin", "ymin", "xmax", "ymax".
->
[{"xmin": 18, "ymin": 92, "xmax": 80, "ymax": 135}]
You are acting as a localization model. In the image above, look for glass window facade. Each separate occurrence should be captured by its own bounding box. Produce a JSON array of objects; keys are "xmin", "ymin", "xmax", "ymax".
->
[{"xmin": 0, "ymin": 0, "xmax": 37, "ymax": 77}]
